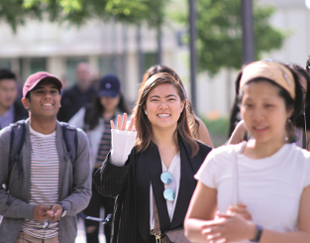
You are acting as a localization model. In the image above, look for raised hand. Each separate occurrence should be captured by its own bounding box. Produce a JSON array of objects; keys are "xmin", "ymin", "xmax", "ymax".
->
[{"xmin": 111, "ymin": 113, "xmax": 135, "ymax": 132}]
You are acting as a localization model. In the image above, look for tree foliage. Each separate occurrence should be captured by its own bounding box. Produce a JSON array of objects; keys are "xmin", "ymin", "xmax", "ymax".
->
[
  {"xmin": 173, "ymin": 0, "xmax": 286, "ymax": 75},
  {"xmin": 199, "ymin": 0, "xmax": 286, "ymax": 74},
  {"xmin": 0, "ymin": 0, "xmax": 168, "ymax": 32}
]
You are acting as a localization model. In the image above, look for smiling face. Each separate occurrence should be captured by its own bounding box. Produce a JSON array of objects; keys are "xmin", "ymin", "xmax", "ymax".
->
[
  {"xmin": 22, "ymin": 79, "xmax": 61, "ymax": 119},
  {"xmin": 145, "ymin": 83, "xmax": 185, "ymax": 131},
  {"xmin": 240, "ymin": 80, "xmax": 293, "ymax": 145}
]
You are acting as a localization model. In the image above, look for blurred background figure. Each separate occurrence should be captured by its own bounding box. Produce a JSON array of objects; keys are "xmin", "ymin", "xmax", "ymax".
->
[
  {"xmin": 289, "ymin": 64, "xmax": 310, "ymax": 150},
  {"xmin": 58, "ymin": 62, "xmax": 96, "ymax": 122},
  {"xmin": 306, "ymin": 55, "xmax": 310, "ymax": 75},
  {"xmin": 69, "ymin": 74, "xmax": 130, "ymax": 243},
  {"xmin": 0, "ymin": 69, "xmax": 28, "ymax": 130}
]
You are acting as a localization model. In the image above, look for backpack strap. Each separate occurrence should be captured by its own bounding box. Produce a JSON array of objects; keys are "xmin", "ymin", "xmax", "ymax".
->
[
  {"xmin": 7, "ymin": 120, "xmax": 26, "ymax": 191},
  {"xmin": 61, "ymin": 123, "xmax": 78, "ymax": 165}
]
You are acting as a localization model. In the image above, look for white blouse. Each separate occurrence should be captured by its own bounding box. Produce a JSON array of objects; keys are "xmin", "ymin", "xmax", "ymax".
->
[{"xmin": 149, "ymin": 152, "xmax": 180, "ymax": 229}]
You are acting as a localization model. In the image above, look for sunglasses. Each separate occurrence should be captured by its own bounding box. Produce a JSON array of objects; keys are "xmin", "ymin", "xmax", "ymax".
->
[{"xmin": 160, "ymin": 171, "xmax": 175, "ymax": 201}]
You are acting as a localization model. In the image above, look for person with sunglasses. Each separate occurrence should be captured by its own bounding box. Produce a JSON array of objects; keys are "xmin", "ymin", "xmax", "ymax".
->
[
  {"xmin": 184, "ymin": 60, "xmax": 310, "ymax": 243},
  {"xmin": 93, "ymin": 71, "xmax": 212, "ymax": 243}
]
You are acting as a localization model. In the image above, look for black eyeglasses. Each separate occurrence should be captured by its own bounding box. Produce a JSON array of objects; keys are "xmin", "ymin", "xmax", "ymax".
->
[{"xmin": 160, "ymin": 171, "xmax": 175, "ymax": 201}]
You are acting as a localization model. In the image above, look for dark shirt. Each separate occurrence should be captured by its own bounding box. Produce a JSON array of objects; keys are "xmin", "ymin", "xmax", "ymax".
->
[
  {"xmin": 0, "ymin": 100, "xmax": 28, "ymax": 130},
  {"xmin": 96, "ymin": 116, "xmax": 114, "ymax": 168},
  {"xmin": 14, "ymin": 99, "xmax": 28, "ymax": 122},
  {"xmin": 0, "ymin": 105, "xmax": 14, "ymax": 130},
  {"xmin": 57, "ymin": 85, "xmax": 96, "ymax": 122}
]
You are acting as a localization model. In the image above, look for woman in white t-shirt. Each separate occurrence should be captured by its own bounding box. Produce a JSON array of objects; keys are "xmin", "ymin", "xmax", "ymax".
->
[{"xmin": 184, "ymin": 60, "xmax": 310, "ymax": 243}]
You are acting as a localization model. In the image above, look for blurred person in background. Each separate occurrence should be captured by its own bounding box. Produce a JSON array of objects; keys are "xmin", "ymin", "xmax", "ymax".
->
[
  {"xmin": 0, "ymin": 69, "xmax": 28, "ymax": 130},
  {"xmin": 69, "ymin": 74, "xmax": 130, "ymax": 243},
  {"xmin": 306, "ymin": 55, "xmax": 310, "ymax": 75},
  {"xmin": 289, "ymin": 64, "xmax": 310, "ymax": 149},
  {"xmin": 57, "ymin": 62, "xmax": 96, "ymax": 122},
  {"xmin": 142, "ymin": 64, "xmax": 214, "ymax": 148}
]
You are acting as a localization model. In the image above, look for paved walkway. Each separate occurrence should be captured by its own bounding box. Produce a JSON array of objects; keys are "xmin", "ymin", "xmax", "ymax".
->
[
  {"xmin": 0, "ymin": 215, "xmax": 106, "ymax": 243},
  {"xmin": 75, "ymin": 217, "xmax": 106, "ymax": 243}
]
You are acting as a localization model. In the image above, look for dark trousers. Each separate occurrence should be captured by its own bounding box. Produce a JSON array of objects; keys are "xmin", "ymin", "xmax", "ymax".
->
[{"xmin": 84, "ymin": 182, "xmax": 115, "ymax": 243}]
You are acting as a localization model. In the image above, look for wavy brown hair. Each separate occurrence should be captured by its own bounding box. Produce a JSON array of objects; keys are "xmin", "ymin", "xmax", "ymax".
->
[
  {"xmin": 141, "ymin": 64, "xmax": 200, "ymax": 139},
  {"xmin": 133, "ymin": 72, "xmax": 199, "ymax": 156}
]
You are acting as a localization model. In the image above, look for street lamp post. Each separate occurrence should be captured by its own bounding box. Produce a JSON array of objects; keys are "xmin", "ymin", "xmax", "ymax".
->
[
  {"xmin": 242, "ymin": 0, "xmax": 254, "ymax": 64},
  {"xmin": 137, "ymin": 25, "xmax": 143, "ymax": 81},
  {"xmin": 189, "ymin": 0, "xmax": 197, "ymax": 112}
]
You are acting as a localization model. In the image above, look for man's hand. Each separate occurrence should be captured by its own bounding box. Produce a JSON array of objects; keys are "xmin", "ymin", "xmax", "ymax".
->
[
  {"xmin": 33, "ymin": 204, "xmax": 52, "ymax": 222},
  {"xmin": 50, "ymin": 204, "xmax": 63, "ymax": 222}
]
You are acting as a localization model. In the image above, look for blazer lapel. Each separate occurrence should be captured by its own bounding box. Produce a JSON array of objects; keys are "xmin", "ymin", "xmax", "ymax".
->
[
  {"xmin": 145, "ymin": 143, "xmax": 171, "ymax": 233},
  {"xmin": 136, "ymin": 152, "xmax": 151, "ymax": 243},
  {"xmin": 170, "ymin": 137, "xmax": 198, "ymax": 229}
]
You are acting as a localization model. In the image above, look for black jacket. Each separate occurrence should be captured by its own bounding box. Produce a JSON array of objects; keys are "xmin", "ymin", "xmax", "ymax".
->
[
  {"xmin": 13, "ymin": 100, "xmax": 28, "ymax": 123},
  {"xmin": 94, "ymin": 135, "xmax": 212, "ymax": 243},
  {"xmin": 57, "ymin": 85, "xmax": 96, "ymax": 122}
]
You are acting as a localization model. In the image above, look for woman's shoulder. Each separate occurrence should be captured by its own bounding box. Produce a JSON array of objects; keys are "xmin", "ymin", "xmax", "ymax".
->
[
  {"xmin": 288, "ymin": 143, "xmax": 310, "ymax": 160},
  {"xmin": 196, "ymin": 140, "xmax": 212, "ymax": 153},
  {"xmin": 206, "ymin": 142, "xmax": 246, "ymax": 161}
]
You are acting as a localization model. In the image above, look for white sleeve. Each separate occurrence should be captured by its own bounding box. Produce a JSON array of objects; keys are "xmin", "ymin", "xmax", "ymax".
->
[
  {"xmin": 194, "ymin": 150, "xmax": 217, "ymax": 189},
  {"xmin": 304, "ymin": 153, "xmax": 310, "ymax": 188},
  {"xmin": 110, "ymin": 129, "xmax": 137, "ymax": 167},
  {"xmin": 68, "ymin": 107, "xmax": 85, "ymax": 129}
]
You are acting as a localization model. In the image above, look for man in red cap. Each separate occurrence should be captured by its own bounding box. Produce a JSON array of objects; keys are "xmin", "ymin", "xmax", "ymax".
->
[{"xmin": 0, "ymin": 71, "xmax": 92, "ymax": 243}]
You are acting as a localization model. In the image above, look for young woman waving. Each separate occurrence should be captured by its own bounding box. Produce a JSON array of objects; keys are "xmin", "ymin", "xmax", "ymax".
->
[{"xmin": 94, "ymin": 72, "xmax": 212, "ymax": 243}]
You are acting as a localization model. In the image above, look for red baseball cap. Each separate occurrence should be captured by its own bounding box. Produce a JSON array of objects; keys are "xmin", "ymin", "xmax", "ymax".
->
[{"xmin": 23, "ymin": 71, "xmax": 63, "ymax": 98}]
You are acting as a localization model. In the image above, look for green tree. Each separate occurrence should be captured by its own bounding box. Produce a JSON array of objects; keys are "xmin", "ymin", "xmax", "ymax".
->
[
  {"xmin": 174, "ymin": 0, "xmax": 286, "ymax": 75},
  {"xmin": 0, "ymin": 0, "xmax": 168, "ymax": 32}
]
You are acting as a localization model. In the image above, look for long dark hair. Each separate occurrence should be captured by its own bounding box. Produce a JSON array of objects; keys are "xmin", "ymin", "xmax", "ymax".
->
[
  {"xmin": 84, "ymin": 93, "xmax": 130, "ymax": 131},
  {"xmin": 142, "ymin": 64, "xmax": 200, "ymax": 139},
  {"xmin": 289, "ymin": 64, "xmax": 310, "ymax": 131},
  {"xmin": 133, "ymin": 72, "xmax": 199, "ymax": 156}
]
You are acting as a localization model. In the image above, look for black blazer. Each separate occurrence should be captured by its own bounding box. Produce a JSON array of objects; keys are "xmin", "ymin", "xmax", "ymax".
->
[
  {"xmin": 13, "ymin": 100, "xmax": 28, "ymax": 123},
  {"xmin": 94, "ymin": 135, "xmax": 212, "ymax": 243},
  {"xmin": 57, "ymin": 85, "xmax": 96, "ymax": 122}
]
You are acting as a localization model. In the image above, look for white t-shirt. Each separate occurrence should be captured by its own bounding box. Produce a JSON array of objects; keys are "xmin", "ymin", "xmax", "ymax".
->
[{"xmin": 195, "ymin": 142, "xmax": 310, "ymax": 243}]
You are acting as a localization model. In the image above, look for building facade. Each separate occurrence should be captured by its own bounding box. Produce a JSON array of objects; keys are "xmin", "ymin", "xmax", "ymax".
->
[{"xmin": 0, "ymin": 0, "xmax": 309, "ymax": 116}]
